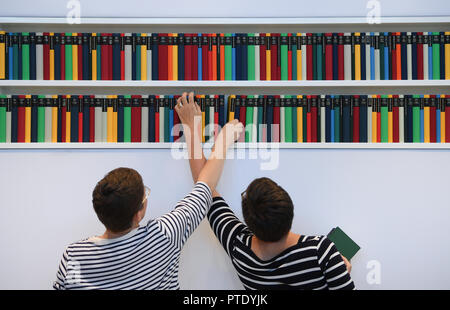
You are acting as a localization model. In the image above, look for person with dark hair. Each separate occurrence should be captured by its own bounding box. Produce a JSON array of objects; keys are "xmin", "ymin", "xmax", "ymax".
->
[
  {"xmin": 181, "ymin": 101, "xmax": 355, "ymax": 290},
  {"xmin": 53, "ymin": 92, "xmax": 244, "ymax": 290}
]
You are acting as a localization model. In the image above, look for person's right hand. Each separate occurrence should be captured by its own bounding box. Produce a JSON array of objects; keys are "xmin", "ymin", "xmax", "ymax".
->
[
  {"xmin": 175, "ymin": 91, "xmax": 202, "ymax": 134},
  {"xmin": 214, "ymin": 119, "xmax": 244, "ymax": 153}
]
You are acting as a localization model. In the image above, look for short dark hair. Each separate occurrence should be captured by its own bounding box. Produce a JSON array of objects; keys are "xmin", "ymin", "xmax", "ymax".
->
[
  {"xmin": 92, "ymin": 167, "xmax": 144, "ymax": 233},
  {"xmin": 242, "ymin": 177, "xmax": 294, "ymax": 242}
]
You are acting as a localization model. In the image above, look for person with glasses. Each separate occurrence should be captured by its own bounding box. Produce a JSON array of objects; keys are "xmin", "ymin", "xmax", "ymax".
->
[
  {"xmin": 53, "ymin": 92, "xmax": 244, "ymax": 290},
  {"xmin": 180, "ymin": 96, "xmax": 355, "ymax": 290}
]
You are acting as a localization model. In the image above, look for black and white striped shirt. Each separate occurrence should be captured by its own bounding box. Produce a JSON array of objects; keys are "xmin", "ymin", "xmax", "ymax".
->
[
  {"xmin": 207, "ymin": 197, "xmax": 355, "ymax": 290},
  {"xmin": 53, "ymin": 182, "xmax": 212, "ymax": 290}
]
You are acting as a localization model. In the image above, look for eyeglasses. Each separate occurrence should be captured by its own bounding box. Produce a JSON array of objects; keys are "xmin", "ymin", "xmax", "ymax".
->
[{"xmin": 142, "ymin": 185, "xmax": 151, "ymax": 205}]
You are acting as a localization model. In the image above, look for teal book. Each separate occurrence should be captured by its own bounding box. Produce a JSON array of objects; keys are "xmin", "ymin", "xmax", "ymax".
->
[{"xmin": 327, "ymin": 226, "xmax": 360, "ymax": 260}]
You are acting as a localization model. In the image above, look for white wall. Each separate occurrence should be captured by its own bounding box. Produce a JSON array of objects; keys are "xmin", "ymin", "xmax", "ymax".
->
[{"xmin": 1, "ymin": 148, "xmax": 450, "ymax": 289}]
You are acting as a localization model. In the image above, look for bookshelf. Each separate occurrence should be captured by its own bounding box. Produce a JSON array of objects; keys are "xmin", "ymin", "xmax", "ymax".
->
[{"xmin": 1, "ymin": 16, "xmax": 450, "ymax": 149}]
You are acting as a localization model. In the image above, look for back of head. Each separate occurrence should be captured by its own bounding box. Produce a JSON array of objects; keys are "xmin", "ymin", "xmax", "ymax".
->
[
  {"xmin": 242, "ymin": 177, "xmax": 294, "ymax": 242},
  {"xmin": 92, "ymin": 167, "xmax": 144, "ymax": 233}
]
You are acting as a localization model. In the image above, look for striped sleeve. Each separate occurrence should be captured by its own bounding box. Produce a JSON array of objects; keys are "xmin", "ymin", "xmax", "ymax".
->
[
  {"xmin": 154, "ymin": 181, "xmax": 213, "ymax": 250},
  {"xmin": 207, "ymin": 197, "xmax": 249, "ymax": 256},
  {"xmin": 53, "ymin": 248, "xmax": 69, "ymax": 290},
  {"xmin": 317, "ymin": 236, "xmax": 355, "ymax": 290}
]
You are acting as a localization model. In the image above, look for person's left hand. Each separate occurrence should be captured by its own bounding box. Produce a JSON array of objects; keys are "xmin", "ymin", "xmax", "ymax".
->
[
  {"xmin": 175, "ymin": 91, "xmax": 202, "ymax": 136},
  {"xmin": 341, "ymin": 255, "xmax": 352, "ymax": 274}
]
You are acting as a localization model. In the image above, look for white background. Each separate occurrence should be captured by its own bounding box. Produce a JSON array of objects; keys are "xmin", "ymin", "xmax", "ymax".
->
[{"xmin": 1, "ymin": 0, "xmax": 450, "ymax": 290}]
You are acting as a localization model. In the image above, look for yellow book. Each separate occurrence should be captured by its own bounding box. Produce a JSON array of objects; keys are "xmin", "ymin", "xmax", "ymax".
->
[
  {"xmin": 441, "ymin": 94, "xmax": 446, "ymax": 143},
  {"xmin": 25, "ymin": 95, "xmax": 31, "ymax": 143},
  {"xmin": 446, "ymin": 32, "xmax": 450, "ymax": 80},
  {"xmin": 201, "ymin": 94, "xmax": 206, "ymax": 143},
  {"xmin": 49, "ymin": 33, "xmax": 55, "ymax": 80},
  {"xmin": 72, "ymin": 33, "xmax": 78, "ymax": 80},
  {"xmin": 52, "ymin": 95, "xmax": 58, "ymax": 142},
  {"xmin": 354, "ymin": 32, "xmax": 361, "ymax": 80},
  {"xmin": 424, "ymin": 94, "xmax": 430, "ymax": 143},
  {"xmin": 228, "ymin": 95, "xmax": 235, "ymax": 121},
  {"xmin": 92, "ymin": 33, "xmax": 97, "ymax": 80},
  {"xmin": 372, "ymin": 95, "xmax": 377, "ymax": 143},
  {"xmin": 141, "ymin": 33, "xmax": 147, "ymax": 80},
  {"xmin": 297, "ymin": 95, "xmax": 303, "ymax": 142},
  {"xmin": 66, "ymin": 95, "xmax": 71, "ymax": 143},
  {"xmin": 266, "ymin": 33, "xmax": 271, "ymax": 81},
  {"xmin": 0, "ymin": 31, "xmax": 5, "ymax": 79},
  {"xmin": 107, "ymin": 95, "xmax": 113, "ymax": 142},
  {"xmin": 388, "ymin": 95, "xmax": 393, "ymax": 143},
  {"xmin": 296, "ymin": 33, "xmax": 302, "ymax": 80},
  {"xmin": 172, "ymin": 33, "xmax": 178, "ymax": 80}
]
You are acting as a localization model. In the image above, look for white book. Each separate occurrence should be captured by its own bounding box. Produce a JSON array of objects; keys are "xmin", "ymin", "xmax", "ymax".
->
[{"xmin": 125, "ymin": 33, "xmax": 132, "ymax": 80}]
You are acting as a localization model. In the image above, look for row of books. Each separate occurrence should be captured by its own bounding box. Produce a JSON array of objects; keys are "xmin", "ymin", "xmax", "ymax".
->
[
  {"xmin": 1, "ymin": 94, "xmax": 449, "ymax": 144},
  {"xmin": 1, "ymin": 31, "xmax": 449, "ymax": 81}
]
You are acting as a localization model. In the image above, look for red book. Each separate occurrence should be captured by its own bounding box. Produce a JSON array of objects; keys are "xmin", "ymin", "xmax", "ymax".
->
[
  {"xmin": 101, "ymin": 33, "xmax": 108, "ymax": 80},
  {"xmin": 446, "ymin": 97, "xmax": 450, "ymax": 142},
  {"xmin": 78, "ymin": 33, "xmax": 83, "ymax": 80},
  {"xmin": 155, "ymin": 96, "xmax": 160, "ymax": 142},
  {"xmin": 202, "ymin": 34, "xmax": 208, "ymax": 80},
  {"xmin": 260, "ymin": 33, "xmax": 267, "ymax": 80},
  {"xmin": 17, "ymin": 95, "xmax": 25, "ymax": 142},
  {"xmin": 158, "ymin": 33, "xmax": 168, "ymax": 80},
  {"xmin": 214, "ymin": 95, "xmax": 219, "ymax": 138},
  {"xmin": 61, "ymin": 98, "xmax": 66, "ymax": 142},
  {"xmin": 191, "ymin": 34, "xmax": 198, "ymax": 80},
  {"xmin": 417, "ymin": 32, "xmax": 424, "ymax": 80},
  {"xmin": 120, "ymin": 33, "xmax": 125, "ymax": 80},
  {"xmin": 391, "ymin": 33, "xmax": 397, "ymax": 80},
  {"xmin": 271, "ymin": 33, "xmax": 278, "ymax": 81},
  {"xmin": 212, "ymin": 34, "xmax": 217, "ymax": 81},
  {"xmin": 393, "ymin": 95, "xmax": 399, "ymax": 143},
  {"xmin": 208, "ymin": 34, "xmax": 214, "ymax": 80},
  {"xmin": 325, "ymin": 33, "xmax": 333, "ymax": 80},
  {"xmin": 311, "ymin": 96, "xmax": 317, "ymax": 142},
  {"xmin": 131, "ymin": 95, "xmax": 142, "ymax": 142},
  {"xmin": 43, "ymin": 32, "xmax": 50, "ymax": 80},
  {"xmin": 430, "ymin": 95, "xmax": 437, "ymax": 143},
  {"xmin": 108, "ymin": 33, "xmax": 113, "ymax": 80},
  {"xmin": 238, "ymin": 95, "xmax": 246, "ymax": 142},
  {"xmin": 287, "ymin": 33, "xmax": 292, "ymax": 80},
  {"xmin": 306, "ymin": 33, "xmax": 313, "ymax": 80},
  {"xmin": 338, "ymin": 33, "xmax": 344, "ymax": 80},
  {"xmin": 60, "ymin": 33, "xmax": 65, "ymax": 80},
  {"xmin": 306, "ymin": 96, "xmax": 312, "ymax": 142},
  {"xmin": 273, "ymin": 96, "xmax": 280, "ymax": 142},
  {"xmin": 78, "ymin": 95, "xmax": 83, "ymax": 142},
  {"xmin": 89, "ymin": 95, "xmax": 95, "ymax": 142},
  {"xmin": 184, "ymin": 34, "xmax": 192, "ymax": 80},
  {"xmin": 352, "ymin": 96, "xmax": 360, "ymax": 142}
]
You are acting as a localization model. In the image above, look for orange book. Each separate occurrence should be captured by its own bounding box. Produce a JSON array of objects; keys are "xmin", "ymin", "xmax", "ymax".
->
[{"xmin": 167, "ymin": 33, "xmax": 173, "ymax": 81}]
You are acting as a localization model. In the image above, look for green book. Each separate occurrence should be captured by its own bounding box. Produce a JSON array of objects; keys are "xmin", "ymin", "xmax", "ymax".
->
[
  {"xmin": 22, "ymin": 32, "xmax": 30, "ymax": 80},
  {"xmin": 225, "ymin": 33, "xmax": 232, "ymax": 81},
  {"xmin": 284, "ymin": 95, "xmax": 292, "ymax": 142},
  {"xmin": 37, "ymin": 95, "xmax": 46, "ymax": 142},
  {"xmin": 247, "ymin": 33, "xmax": 255, "ymax": 80},
  {"xmin": 281, "ymin": 33, "xmax": 288, "ymax": 80},
  {"xmin": 123, "ymin": 95, "xmax": 132, "ymax": 142},
  {"xmin": 328, "ymin": 226, "xmax": 361, "ymax": 260},
  {"xmin": 432, "ymin": 32, "xmax": 440, "ymax": 80},
  {"xmin": 292, "ymin": 97, "xmax": 297, "ymax": 142},
  {"xmin": 316, "ymin": 33, "xmax": 323, "ymax": 80},
  {"xmin": 65, "ymin": 33, "xmax": 73, "ymax": 80},
  {"xmin": 245, "ymin": 96, "xmax": 254, "ymax": 142},
  {"xmin": 0, "ymin": 95, "xmax": 6, "ymax": 142},
  {"xmin": 380, "ymin": 95, "xmax": 388, "ymax": 142}
]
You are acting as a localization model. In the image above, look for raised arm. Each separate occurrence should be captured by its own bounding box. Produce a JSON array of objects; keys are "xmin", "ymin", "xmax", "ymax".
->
[{"xmin": 175, "ymin": 92, "xmax": 243, "ymax": 194}]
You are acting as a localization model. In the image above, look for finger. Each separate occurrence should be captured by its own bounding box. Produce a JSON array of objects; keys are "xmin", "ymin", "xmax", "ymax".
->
[
  {"xmin": 188, "ymin": 92, "xmax": 195, "ymax": 105},
  {"xmin": 181, "ymin": 92, "xmax": 188, "ymax": 106},
  {"xmin": 194, "ymin": 102, "xmax": 201, "ymax": 114},
  {"xmin": 176, "ymin": 96, "xmax": 182, "ymax": 106}
]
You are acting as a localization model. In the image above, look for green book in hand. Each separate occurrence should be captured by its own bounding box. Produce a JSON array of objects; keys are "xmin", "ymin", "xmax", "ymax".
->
[{"xmin": 327, "ymin": 226, "xmax": 360, "ymax": 260}]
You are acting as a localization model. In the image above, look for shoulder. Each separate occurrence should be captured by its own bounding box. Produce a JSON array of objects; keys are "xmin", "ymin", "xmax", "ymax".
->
[{"xmin": 299, "ymin": 235, "xmax": 334, "ymax": 249}]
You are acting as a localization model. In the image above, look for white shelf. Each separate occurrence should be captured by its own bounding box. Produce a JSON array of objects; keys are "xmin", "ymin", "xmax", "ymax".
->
[
  {"xmin": 1, "ymin": 16, "xmax": 449, "ymax": 25},
  {"xmin": 1, "ymin": 142, "xmax": 449, "ymax": 150}
]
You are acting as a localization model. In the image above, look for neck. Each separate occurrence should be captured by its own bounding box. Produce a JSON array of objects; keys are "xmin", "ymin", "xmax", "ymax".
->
[
  {"xmin": 100, "ymin": 224, "xmax": 137, "ymax": 239},
  {"xmin": 252, "ymin": 231, "xmax": 300, "ymax": 261}
]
